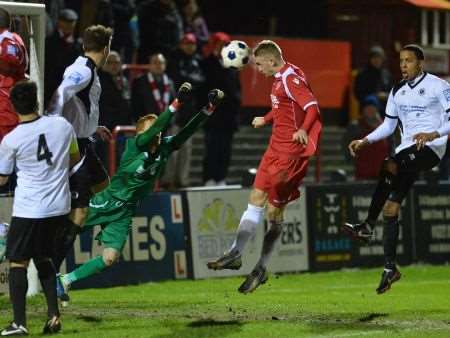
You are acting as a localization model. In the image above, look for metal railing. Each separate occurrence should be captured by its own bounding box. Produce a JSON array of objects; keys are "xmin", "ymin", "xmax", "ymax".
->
[{"xmin": 108, "ymin": 125, "xmax": 136, "ymax": 177}]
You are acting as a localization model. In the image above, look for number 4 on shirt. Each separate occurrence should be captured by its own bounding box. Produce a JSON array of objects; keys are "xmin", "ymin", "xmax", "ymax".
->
[{"xmin": 37, "ymin": 134, "xmax": 53, "ymax": 165}]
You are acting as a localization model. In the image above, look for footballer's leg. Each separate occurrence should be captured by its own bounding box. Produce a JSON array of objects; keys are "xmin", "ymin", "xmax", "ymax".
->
[
  {"xmin": 376, "ymin": 200, "xmax": 402, "ymax": 294},
  {"xmin": 238, "ymin": 203, "xmax": 284, "ymax": 294},
  {"xmin": 59, "ymin": 215, "xmax": 130, "ymax": 294},
  {"xmin": 343, "ymin": 158, "xmax": 398, "ymax": 243},
  {"xmin": 35, "ymin": 258, "xmax": 61, "ymax": 334},
  {"xmin": 207, "ymin": 188, "xmax": 267, "ymax": 270},
  {"xmin": 60, "ymin": 247, "xmax": 120, "ymax": 295}
]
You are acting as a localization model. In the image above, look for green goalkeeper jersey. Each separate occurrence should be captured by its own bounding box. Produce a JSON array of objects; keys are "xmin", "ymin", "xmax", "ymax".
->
[{"xmin": 106, "ymin": 106, "xmax": 208, "ymax": 203}]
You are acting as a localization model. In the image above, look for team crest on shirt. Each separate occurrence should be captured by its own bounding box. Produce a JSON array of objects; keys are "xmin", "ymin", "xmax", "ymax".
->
[
  {"xmin": 401, "ymin": 90, "xmax": 406, "ymax": 95},
  {"xmin": 443, "ymin": 88, "xmax": 450, "ymax": 102},
  {"xmin": 292, "ymin": 77, "xmax": 300, "ymax": 85},
  {"xmin": 68, "ymin": 72, "xmax": 83, "ymax": 84},
  {"xmin": 419, "ymin": 88, "xmax": 425, "ymax": 96}
]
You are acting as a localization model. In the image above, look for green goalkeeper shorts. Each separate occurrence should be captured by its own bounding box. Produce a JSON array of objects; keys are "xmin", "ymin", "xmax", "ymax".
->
[{"xmin": 84, "ymin": 191, "xmax": 135, "ymax": 252}]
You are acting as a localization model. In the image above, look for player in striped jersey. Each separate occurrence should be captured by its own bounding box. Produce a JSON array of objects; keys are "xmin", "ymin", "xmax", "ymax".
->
[{"xmin": 0, "ymin": 81, "xmax": 80, "ymax": 335}]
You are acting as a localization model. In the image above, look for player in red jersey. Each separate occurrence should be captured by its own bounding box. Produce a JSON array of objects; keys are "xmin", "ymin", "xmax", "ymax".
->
[
  {"xmin": 0, "ymin": 8, "xmax": 28, "ymax": 142},
  {"xmin": 207, "ymin": 40, "xmax": 322, "ymax": 293}
]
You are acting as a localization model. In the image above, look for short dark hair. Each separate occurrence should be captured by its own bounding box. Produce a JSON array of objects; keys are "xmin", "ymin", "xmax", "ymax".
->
[
  {"xmin": 401, "ymin": 44, "xmax": 425, "ymax": 60},
  {"xmin": 0, "ymin": 8, "xmax": 11, "ymax": 29},
  {"xmin": 83, "ymin": 25, "xmax": 113, "ymax": 52},
  {"xmin": 10, "ymin": 81, "xmax": 38, "ymax": 115}
]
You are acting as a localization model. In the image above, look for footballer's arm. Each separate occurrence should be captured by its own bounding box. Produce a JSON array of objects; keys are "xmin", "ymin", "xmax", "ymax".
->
[{"xmin": 136, "ymin": 82, "xmax": 192, "ymax": 150}]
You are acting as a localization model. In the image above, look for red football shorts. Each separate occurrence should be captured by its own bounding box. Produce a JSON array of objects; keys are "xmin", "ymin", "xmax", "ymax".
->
[{"xmin": 254, "ymin": 150, "xmax": 309, "ymax": 208}]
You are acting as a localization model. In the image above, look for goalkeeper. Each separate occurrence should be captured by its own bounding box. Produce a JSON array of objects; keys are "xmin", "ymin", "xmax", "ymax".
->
[{"xmin": 58, "ymin": 83, "xmax": 224, "ymax": 295}]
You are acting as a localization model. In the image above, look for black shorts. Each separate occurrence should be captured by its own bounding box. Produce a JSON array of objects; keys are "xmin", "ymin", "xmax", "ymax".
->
[
  {"xmin": 70, "ymin": 138, "xmax": 109, "ymax": 208},
  {"xmin": 5, "ymin": 215, "xmax": 67, "ymax": 261},
  {"xmin": 388, "ymin": 145, "xmax": 441, "ymax": 203}
]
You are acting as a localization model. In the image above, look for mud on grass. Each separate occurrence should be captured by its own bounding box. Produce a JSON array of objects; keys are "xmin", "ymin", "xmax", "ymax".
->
[{"xmin": 0, "ymin": 265, "xmax": 449, "ymax": 337}]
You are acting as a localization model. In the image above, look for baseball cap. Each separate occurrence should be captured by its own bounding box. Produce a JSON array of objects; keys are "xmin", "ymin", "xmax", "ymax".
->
[
  {"xmin": 59, "ymin": 9, "xmax": 78, "ymax": 22},
  {"xmin": 181, "ymin": 33, "xmax": 197, "ymax": 45}
]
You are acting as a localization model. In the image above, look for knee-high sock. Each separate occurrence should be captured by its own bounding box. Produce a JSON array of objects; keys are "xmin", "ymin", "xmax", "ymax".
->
[
  {"xmin": 367, "ymin": 172, "xmax": 396, "ymax": 225},
  {"xmin": 383, "ymin": 215, "xmax": 400, "ymax": 268},
  {"xmin": 257, "ymin": 220, "xmax": 283, "ymax": 269},
  {"xmin": 52, "ymin": 219, "xmax": 82, "ymax": 271},
  {"xmin": 35, "ymin": 260, "xmax": 59, "ymax": 318},
  {"xmin": 229, "ymin": 204, "xmax": 265, "ymax": 254},
  {"xmin": 65, "ymin": 255, "xmax": 106, "ymax": 285},
  {"xmin": 9, "ymin": 267, "xmax": 27, "ymax": 326}
]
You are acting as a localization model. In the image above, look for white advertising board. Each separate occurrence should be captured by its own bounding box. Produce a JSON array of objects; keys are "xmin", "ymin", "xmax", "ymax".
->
[{"xmin": 187, "ymin": 188, "xmax": 309, "ymax": 279}]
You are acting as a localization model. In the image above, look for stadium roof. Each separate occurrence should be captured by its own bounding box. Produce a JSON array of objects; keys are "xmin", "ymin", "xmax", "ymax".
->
[{"xmin": 404, "ymin": 0, "xmax": 450, "ymax": 10}]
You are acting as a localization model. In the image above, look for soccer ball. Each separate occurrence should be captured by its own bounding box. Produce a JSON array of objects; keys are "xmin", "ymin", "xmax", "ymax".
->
[{"xmin": 221, "ymin": 40, "xmax": 250, "ymax": 69}]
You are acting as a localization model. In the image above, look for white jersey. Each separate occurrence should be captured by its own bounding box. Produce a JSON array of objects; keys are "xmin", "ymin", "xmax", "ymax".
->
[
  {"xmin": 0, "ymin": 116, "xmax": 76, "ymax": 218},
  {"xmin": 46, "ymin": 56, "xmax": 101, "ymax": 138},
  {"xmin": 385, "ymin": 72, "xmax": 450, "ymax": 158}
]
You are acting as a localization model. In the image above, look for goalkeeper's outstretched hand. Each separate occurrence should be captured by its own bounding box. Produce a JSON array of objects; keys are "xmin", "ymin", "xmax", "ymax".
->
[
  {"xmin": 203, "ymin": 89, "xmax": 224, "ymax": 116},
  {"xmin": 208, "ymin": 89, "xmax": 225, "ymax": 107},
  {"xmin": 177, "ymin": 82, "xmax": 192, "ymax": 104}
]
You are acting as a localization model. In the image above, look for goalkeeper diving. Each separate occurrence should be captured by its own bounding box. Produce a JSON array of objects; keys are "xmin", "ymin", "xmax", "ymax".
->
[{"xmin": 57, "ymin": 83, "xmax": 224, "ymax": 297}]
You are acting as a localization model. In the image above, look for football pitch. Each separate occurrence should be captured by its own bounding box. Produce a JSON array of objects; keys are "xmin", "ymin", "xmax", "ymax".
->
[{"xmin": 0, "ymin": 265, "xmax": 449, "ymax": 337}]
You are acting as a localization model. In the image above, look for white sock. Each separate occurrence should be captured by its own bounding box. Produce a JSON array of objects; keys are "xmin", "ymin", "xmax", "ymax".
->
[{"xmin": 230, "ymin": 204, "xmax": 265, "ymax": 254}]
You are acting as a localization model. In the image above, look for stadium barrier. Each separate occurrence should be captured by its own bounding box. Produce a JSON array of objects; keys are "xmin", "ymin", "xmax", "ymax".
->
[
  {"xmin": 61, "ymin": 192, "xmax": 187, "ymax": 289},
  {"xmin": 108, "ymin": 125, "xmax": 136, "ymax": 177},
  {"xmin": 1, "ymin": 181, "xmax": 449, "ymax": 291},
  {"xmin": 306, "ymin": 183, "xmax": 413, "ymax": 271},
  {"xmin": 0, "ymin": 197, "xmax": 40, "ymax": 296},
  {"xmin": 185, "ymin": 187, "xmax": 309, "ymax": 279}
]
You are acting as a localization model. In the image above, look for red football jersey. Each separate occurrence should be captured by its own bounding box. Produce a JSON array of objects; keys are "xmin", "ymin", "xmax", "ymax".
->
[
  {"xmin": 0, "ymin": 30, "xmax": 28, "ymax": 135},
  {"xmin": 263, "ymin": 63, "xmax": 322, "ymax": 157},
  {"xmin": 0, "ymin": 30, "xmax": 28, "ymax": 95}
]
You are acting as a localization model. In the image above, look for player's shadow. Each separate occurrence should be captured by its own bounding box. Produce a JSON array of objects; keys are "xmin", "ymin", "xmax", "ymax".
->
[
  {"xmin": 76, "ymin": 315, "xmax": 103, "ymax": 323},
  {"xmin": 307, "ymin": 312, "xmax": 395, "ymax": 335},
  {"xmin": 155, "ymin": 319, "xmax": 244, "ymax": 338},
  {"xmin": 358, "ymin": 312, "xmax": 388, "ymax": 322}
]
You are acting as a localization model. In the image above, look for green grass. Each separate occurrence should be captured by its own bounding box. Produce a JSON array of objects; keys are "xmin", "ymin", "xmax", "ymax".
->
[{"xmin": 1, "ymin": 265, "xmax": 450, "ymax": 337}]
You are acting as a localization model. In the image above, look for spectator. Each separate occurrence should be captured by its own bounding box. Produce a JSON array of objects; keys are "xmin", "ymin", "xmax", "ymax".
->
[
  {"xmin": 66, "ymin": 0, "xmax": 114, "ymax": 37},
  {"xmin": 111, "ymin": 0, "xmax": 135, "ymax": 64},
  {"xmin": 181, "ymin": 0, "xmax": 209, "ymax": 48},
  {"xmin": 99, "ymin": 51, "xmax": 132, "ymax": 131},
  {"xmin": 354, "ymin": 45, "xmax": 393, "ymax": 115},
  {"xmin": 131, "ymin": 53, "xmax": 175, "ymax": 121},
  {"xmin": 44, "ymin": 8, "xmax": 82, "ymax": 108},
  {"xmin": 201, "ymin": 32, "xmax": 241, "ymax": 186},
  {"xmin": 96, "ymin": 51, "xmax": 133, "ymax": 170},
  {"xmin": 343, "ymin": 95, "xmax": 390, "ymax": 180},
  {"xmin": 137, "ymin": 0, "xmax": 183, "ymax": 63},
  {"xmin": 44, "ymin": 0, "xmax": 65, "ymax": 36},
  {"xmin": 161, "ymin": 33, "xmax": 206, "ymax": 189}
]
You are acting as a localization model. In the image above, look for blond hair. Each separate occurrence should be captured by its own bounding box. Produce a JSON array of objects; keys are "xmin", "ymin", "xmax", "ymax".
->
[
  {"xmin": 253, "ymin": 40, "xmax": 283, "ymax": 60},
  {"xmin": 136, "ymin": 114, "xmax": 158, "ymax": 133}
]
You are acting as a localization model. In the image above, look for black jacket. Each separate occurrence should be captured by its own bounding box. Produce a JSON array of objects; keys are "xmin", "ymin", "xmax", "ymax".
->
[
  {"xmin": 201, "ymin": 55, "xmax": 241, "ymax": 131},
  {"xmin": 98, "ymin": 70, "xmax": 132, "ymax": 130},
  {"xmin": 167, "ymin": 49, "xmax": 205, "ymax": 126},
  {"xmin": 44, "ymin": 31, "xmax": 82, "ymax": 108},
  {"xmin": 354, "ymin": 64, "xmax": 393, "ymax": 103}
]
